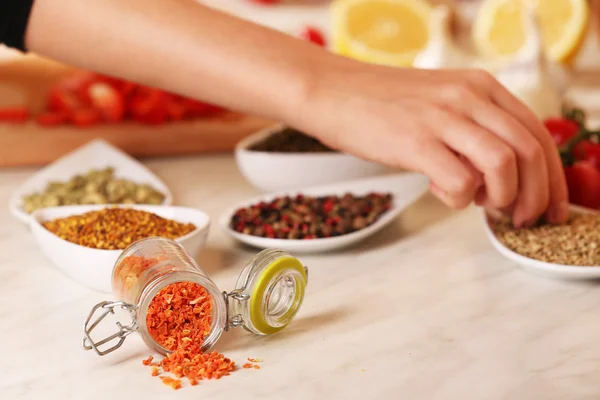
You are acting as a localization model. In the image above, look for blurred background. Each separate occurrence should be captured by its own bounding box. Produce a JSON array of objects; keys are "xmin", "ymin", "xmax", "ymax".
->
[{"xmin": 1, "ymin": 0, "xmax": 600, "ymax": 168}]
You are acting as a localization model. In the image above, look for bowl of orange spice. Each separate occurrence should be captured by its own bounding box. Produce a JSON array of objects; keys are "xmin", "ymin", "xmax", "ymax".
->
[{"xmin": 29, "ymin": 204, "xmax": 210, "ymax": 292}]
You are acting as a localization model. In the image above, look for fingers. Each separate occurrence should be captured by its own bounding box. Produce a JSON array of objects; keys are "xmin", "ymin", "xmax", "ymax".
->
[
  {"xmin": 424, "ymin": 107, "xmax": 519, "ymax": 210},
  {"xmin": 408, "ymin": 138, "xmax": 481, "ymax": 209},
  {"xmin": 478, "ymin": 74, "xmax": 569, "ymax": 224},
  {"xmin": 436, "ymin": 73, "xmax": 551, "ymax": 227}
]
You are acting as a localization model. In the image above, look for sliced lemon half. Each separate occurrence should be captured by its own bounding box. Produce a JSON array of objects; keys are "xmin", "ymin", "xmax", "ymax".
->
[
  {"xmin": 472, "ymin": 0, "xmax": 589, "ymax": 63},
  {"xmin": 331, "ymin": 0, "xmax": 434, "ymax": 67}
]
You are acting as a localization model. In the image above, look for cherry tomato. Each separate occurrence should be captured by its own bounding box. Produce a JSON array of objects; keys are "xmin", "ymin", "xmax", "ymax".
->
[
  {"xmin": 164, "ymin": 95, "xmax": 188, "ymax": 121},
  {"xmin": 573, "ymin": 140, "xmax": 600, "ymax": 169},
  {"xmin": 300, "ymin": 26, "xmax": 327, "ymax": 47},
  {"xmin": 182, "ymin": 99, "xmax": 223, "ymax": 118},
  {"xmin": 129, "ymin": 88, "xmax": 169, "ymax": 125},
  {"xmin": 47, "ymin": 87, "xmax": 81, "ymax": 114},
  {"xmin": 544, "ymin": 118, "xmax": 579, "ymax": 146},
  {"xmin": 87, "ymin": 82, "xmax": 125, "ymax": 122},
  {"xmin": 0, "ymin": 106, "xmax": 30, "ymax": 122},
  {"xmin": 564, "ymin": 161, "xmax": 600, "ymax": 209},
  {"xmin": 70, "ymin": 108, "xmax": 102, "ymax": 127},
  {"xmin": 36, "ymin": 112, "xmax": 68, "ymax": 127}
]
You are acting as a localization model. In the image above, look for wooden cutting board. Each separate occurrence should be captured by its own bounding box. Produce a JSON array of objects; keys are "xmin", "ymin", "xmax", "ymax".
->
[{"xmin": 0, "ymin": 54, "xmax": 273, "ymax": 168}]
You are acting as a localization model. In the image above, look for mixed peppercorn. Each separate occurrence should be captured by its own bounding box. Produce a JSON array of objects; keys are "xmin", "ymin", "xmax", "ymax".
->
[
  {"xmin": 43, "ymin": 208, "xmax": 196, "ymax": 250},
  {"xmin": 230, "ymin": 192, "xmax": 393, "ymax": 239}
]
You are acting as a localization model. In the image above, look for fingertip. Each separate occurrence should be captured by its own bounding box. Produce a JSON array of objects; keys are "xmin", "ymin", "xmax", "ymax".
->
[{"xmin": 546, "ymin": 201, "xmax": 570, "ymax": 225}]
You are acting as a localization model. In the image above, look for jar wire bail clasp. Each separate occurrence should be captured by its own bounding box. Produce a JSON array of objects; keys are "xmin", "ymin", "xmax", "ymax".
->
[{"xmin": 82, "ymin": 300, "xmax": 138, "ymax": 356}]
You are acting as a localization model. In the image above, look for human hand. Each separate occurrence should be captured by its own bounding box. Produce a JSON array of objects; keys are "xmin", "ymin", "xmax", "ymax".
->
[{"xmin": 292, "ymin": 59, "xmax": 568, "ymax": 227}]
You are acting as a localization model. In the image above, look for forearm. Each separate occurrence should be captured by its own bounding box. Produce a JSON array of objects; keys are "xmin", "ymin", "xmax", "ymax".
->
[{"xmin": 25, "ymin": 0, "xmax": 330, "ymax": 121}]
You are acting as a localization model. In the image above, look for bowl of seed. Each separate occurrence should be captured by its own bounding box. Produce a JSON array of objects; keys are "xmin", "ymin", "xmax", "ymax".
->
[
  {"xmin": 483, "ymin": 206, "xmax": 600, "ymax": 280},
  {"xmin": 9, "ymin": 139, "xmax": 172, "ymax": 223},
  {"xmin": 30, "ymin": 205, "xmax": 210, "ymax": 292},
  {"xmin": 235, "ymin": 124, "xmax": 390, "ymax": 192}
]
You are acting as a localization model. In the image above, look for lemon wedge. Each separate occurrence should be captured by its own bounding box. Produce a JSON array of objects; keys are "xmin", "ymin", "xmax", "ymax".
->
[
  {"xmin": 331, "ymin": 0, "xmax": 434, "ymax": 67},
  {"xmin": 472, "ymin": 0, "xmax": 589, "ymax": 63}
]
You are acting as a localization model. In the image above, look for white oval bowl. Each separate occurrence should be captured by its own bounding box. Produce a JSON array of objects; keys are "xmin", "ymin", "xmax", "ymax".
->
[
  {"xmin": 10, "ymin": 139, "xmax": 173, "ymax": 224},
  {"xmin": 219, "ymin": 173, "xmax": 430, "ymax": 253},
  {"xmin": 482, "ymin": 205, "xmax": 600, "ymax": 280},
  {"xmin": 29, "ymin": 204, "xmax": 210, "ymax": 293},
  {"xmin": 235, "ymin": 124, "xmax": 390, "ymax": 192}
]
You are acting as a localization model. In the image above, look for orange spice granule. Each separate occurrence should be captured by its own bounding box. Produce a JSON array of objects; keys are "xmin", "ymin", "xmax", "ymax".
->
[
  {"xmin": 142, "ymin": 355, "xmax": 154, "ymax": 366},
  {"xmin": 247, "ymin": 357, "xmax": 262, "ymax": 363},
  {"xmin": 143, "ymin": 281, "xmax": 236, "ymax": 389},
  {"xmin": 253, "ymin": 365, "xmax": 260, "ymax": 370},
  {"xmin": 243, "ymin": 363, "xmax": 253, "ymax": 369},
  {"xmin": 160, "ymin": 376, "xmax": 182, "ymax": 390}
]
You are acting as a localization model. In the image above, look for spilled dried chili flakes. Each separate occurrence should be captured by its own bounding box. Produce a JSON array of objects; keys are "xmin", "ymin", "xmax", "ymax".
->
[
  {"xmin": 229, "ymin": 192, "xmax": 393, "ymax": 239},
  {"xmin": 160, "ymin": 376, "xmax": 182, "ymax": 390},
  {"xmin": 143, "ymin": 281, "xmax": 236, "ymax": 389}
]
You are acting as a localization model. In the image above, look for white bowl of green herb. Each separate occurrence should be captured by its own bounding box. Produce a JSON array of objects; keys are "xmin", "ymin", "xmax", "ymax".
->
[{"xmin": 9, "ymin": 139, "xmax": 172, "ymax": 224}]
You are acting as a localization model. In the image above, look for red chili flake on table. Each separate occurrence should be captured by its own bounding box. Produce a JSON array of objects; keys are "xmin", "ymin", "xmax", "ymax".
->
[
  {"xmin": 142, "ymin": 355, "xmax": 154, "ymax": 366},
  {"xmin": 243, "ymin": 363, "xmax": 254, "ymax": 369},
  {"xmin": 160, "ymin": 376, "xmax": 182, "ymax": 390},
  {"xmin": 229, "ymin": 192, "xmax": 393, "ymax": 239}
]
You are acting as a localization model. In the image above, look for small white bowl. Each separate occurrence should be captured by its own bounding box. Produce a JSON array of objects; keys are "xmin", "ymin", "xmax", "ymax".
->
[
  {"xmin": 219, "ymin": 173, "xmax": 430, "ymax": 253},
  {"xmin": 29, "ymin": 204, "xmax": 210, "ymax": 292},
  {"xmin": 482, "ymin": 205, "xmax": 600, "ymax": 280},
  {"xmin": 10, "ymin": 139, "xmax": 173, "ymax": 224},
  {"xmin": 235, "ymin": 124, "xmax": 390, "ymax": 192}
]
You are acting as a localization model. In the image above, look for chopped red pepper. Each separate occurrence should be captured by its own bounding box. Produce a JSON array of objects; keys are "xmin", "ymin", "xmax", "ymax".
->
[
  {"xmin": 36, "ymin": 112, "xmax": 68, "ymax": 126},
  {"xmin": 70, "ymin": 108, "xmax": 102, "ymax": 127},
  {"xmin": 0, "ymin": 106, "xmax": 30, "ymax": 122}
]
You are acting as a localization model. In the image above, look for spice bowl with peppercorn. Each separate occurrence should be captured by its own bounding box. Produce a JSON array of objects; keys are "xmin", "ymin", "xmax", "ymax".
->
[
  {"xmin": 235, "ymin": 124, "xmax": 390, "ymax": 192},
  {"xmin": 219, "ymin": 173, "xmax": 429, "ymax": 253},
  {"xmin": 29, "ymin": 204, "xmax": 210, "ymax": 292},
  {"xmin": 9, "ymin": 139, "xmax": 172, "ymax": 224},
  {"xmin": 482, "ymin": 205, "xmax": 600, "ymax": 280}
]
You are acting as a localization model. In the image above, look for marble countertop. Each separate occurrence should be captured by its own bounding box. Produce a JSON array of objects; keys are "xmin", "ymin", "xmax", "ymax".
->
[
  {"xmin": 3, "ymin": 1, "xmax": 600, "ymax": 399},
  {"xmin": 2, "ymin": 155, "xmax": 600, "ymax": 400}
]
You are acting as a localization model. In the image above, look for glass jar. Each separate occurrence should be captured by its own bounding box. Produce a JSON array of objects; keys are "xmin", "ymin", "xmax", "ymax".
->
[{"xmin": 82, "ymin": 236, "xmax": 308, "ymax": 356}]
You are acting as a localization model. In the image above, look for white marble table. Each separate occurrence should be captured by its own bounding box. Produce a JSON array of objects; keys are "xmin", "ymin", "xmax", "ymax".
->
[{"xmin": 2, "ymin": 154, "xmax": 600, "ymax": 400}]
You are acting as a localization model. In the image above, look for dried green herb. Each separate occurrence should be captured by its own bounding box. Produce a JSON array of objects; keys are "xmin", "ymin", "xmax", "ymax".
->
[{"xmin": 22, "ymin": 167, "xmax": 166, "ymax": 213}]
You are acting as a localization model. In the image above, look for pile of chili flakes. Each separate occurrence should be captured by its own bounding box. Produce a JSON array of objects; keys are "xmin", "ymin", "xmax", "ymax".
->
[{"xmin": 143, "ymin": 281, "xmax": 236, "ymax": 389}]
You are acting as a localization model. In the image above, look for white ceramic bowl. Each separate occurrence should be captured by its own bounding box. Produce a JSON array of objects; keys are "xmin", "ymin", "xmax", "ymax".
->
[
  {"xmin": 219, "ymin": 173, "xmax": 430, "ymax": 253},
  {"xmin": 235, "ymin": 124, "xmax": 390, "ymax": 192},
  {"xmin": 29, "ymin": 204, "xmax": 210, "ymax": 293},
  {"xmin": 10, "ymin": 139, "xmax": 173, "ymax": 224},
  {"xmin": 482, "ymin": 205, "xmax": 600, "ymax": 280}
]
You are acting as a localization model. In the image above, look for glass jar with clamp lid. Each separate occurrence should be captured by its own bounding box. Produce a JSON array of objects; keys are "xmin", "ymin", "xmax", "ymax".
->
[{"xmin": 82, "ymin": 236, "xmax": 308, "ymax": 356}]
